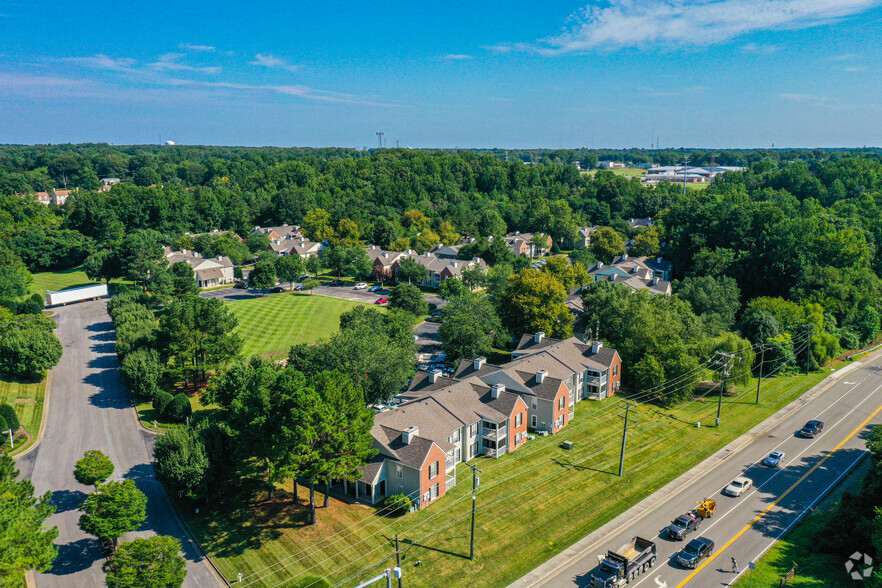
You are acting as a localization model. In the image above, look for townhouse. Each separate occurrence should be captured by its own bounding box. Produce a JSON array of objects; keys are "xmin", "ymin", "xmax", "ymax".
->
[
  {"xmin": 365, "ymin": 246, "xmax": 486, "ymax": 288},
  {"xmin": 162, "ymin": 247, "xmax": 235, "ymax": 288},
  {"xmin": 349, "ymin": 333, "xmax": 620, "ymax": 510},
  {"xmin": 249, "ymin": 224, "xmax": 302, "ymax": 242},
  {"xmin": 269, "ymin": 237, "xmax": 324, "ymax": 258},
  {"xmin": 496, "ymin": 231, "xmax": 553, "ymax": 257},
  {"xmin": 586, "ymin": 254, "xmax": 673, "ymax": 295}
]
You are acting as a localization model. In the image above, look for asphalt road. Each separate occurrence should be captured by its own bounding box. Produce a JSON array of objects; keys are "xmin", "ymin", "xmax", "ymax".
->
[
  {"xmin": 15, "ymin": 301, "xmax": 221, "ymax": 587},
  {"xmin": 525, "ymin": 354, "xmax": 882, "ymax": 588},
  {"xmin": 200, "ymin": 283, "xmax": 445, "ymax": 307}
]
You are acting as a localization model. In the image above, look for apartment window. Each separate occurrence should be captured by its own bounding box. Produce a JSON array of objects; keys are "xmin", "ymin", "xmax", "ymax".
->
[
  {"xmin": 397, "ymin": 484, "xmax": 403, "ymax": 494},
  {"xmin": 470, "ymin": 441, "xmax": 478, "ymax": 459},
  {"xmin": 558, "ymin": 397, "xmax": 565, "ymax": 411},
  {"xmin": 515, "ymin": 413, "xmax": 523, "ymax": 427},
  {"xmin": 395, "ymin": 464, "xmax": 403, "ymax": 479},
  {"xmin": 430, "ymin": 483, "xmax": 439, "ymax": 500},
  {"xmin": 482, "ymin": 420, "xmax": 497, "ymax": 430},
  {"xmin": 531, "ymin": 399, "xmax": 538, "ymax": 409},
  {"xmin": 531, "ymin": 414, "xmax": 537, "ymax": 428},
  {"xmin": 613, "ymin": 365, "xmax": 618, "ymax": 377},
  {"xmin": 469, "ymin": 422, "xmax": 478, "ymax": 436},
  {"xmin": 429, "ymin": 461, "xmax": 439, "ymax": 478},
  {"xmin": 451, "ymin": 428, "xmax": 461, "ymax": 442}
]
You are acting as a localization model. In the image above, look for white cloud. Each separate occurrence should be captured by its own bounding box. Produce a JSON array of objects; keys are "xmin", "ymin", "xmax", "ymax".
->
[
  {"xmin": 66, "ymin": 54, "xmax": 139, "ymax": 73},
  {"xmin": 180, "ymin": 43, "xmax": 216, "ymax": 52},
  {"xmin": 148, "ymin": 52, "xmax": 221, "ymax": 74},
  {"xmin": 251, "ymin": 53, "xmax": 301, "ymax": 72},
  {"xmin": 778, "ymin": 92, "xmax": 836, "ymax": 106},
  {"xmin": 741, "ymin": 42, "xmax": 781, "ymax": 54},
  {"xmin": 440, "ymin": 54, "xmax": 474, "ymax": 60},
  {"xmin": 510, "ymin": 0, "xmax": 878, "ymax": 53}
]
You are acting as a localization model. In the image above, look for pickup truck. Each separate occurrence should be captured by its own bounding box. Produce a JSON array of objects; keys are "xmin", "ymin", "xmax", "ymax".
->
[
  {"xmin": 666, "ymin": 513, "xmax": 701, "ymax": 540},
  {"xmin": 591, "ymin": 537, "xmax": 657, "ymax": 588}
]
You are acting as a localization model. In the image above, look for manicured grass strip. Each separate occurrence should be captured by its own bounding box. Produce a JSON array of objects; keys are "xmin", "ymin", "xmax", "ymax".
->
[
  {"xmin": 0, "ymin": 377, "xmax": 46, "ymax": 454},
  {"xmin": 227, "ymin": 293, "xmax": 369, "ymax": 359},
  {"xmin": 184, "ymin": 364, "xmax": 847, "ymax": 588},
  {"xmin": 30, "ymin": 266, "xmax": 97, "ymax": 294}
]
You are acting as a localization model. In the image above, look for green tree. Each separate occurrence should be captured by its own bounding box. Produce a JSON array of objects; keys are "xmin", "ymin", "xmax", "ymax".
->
[
  {"xmin": 0, "ymin": 325, "xmax": 63, "ymax": 381},
  {"xmin": 460, "ymin": 264, "xmax": 488, "ymax": 290},
  {"xmin": 304, "ymin": 255, "xmax": 323, "ymax": 276},
  {"xmin": 438, "ymin": 277, "xmax": 468, "ymax": 300},
  {"xmin": 542, "ymin": 256, "xmax": 590, "ymax": 290},
  {"xmin": 167, "ymin": 262, "xmax": 197, "ymax": 300},
  {"xmin": 331, "ymin": 218, "xmax": 361, "ymax": 248},
  {"xmin": 438, "ymin": 221, "xmax": 460, "ymax": 245},
  {"xmin": 588, "ymin": 227, "xmax": 625, "ymax": 264},
  {"xmin": 440, "ymin": 293, "xmax": 504, "ymax": 362},
  {"xmin": 245, "ymin": 232, "xmax": 271, "ymax": 254},
  {"xmin": 397, "ymin": 258, "xmax": 429, "ymax": 284},
  {"xmin": 103, "ymin": 536, "xmax": 186, "ymax": 588},
  {"xmin": 73, "ymin": 450, "xmax": 115, "ymax": 489},
  {"xmin": 120, "ymin": 348, "xmax": 162, "ymax": 400},
  {"xmin": 301, "ymin": 278, "xmax": 320, "ymax": 294},
  {"xmin": 0, "ymin": 452, "xmax": 57, "ymax": 585},
  {"xmin": 676, "ymin": 275, "xmax": 741, "ymax": 333},
  {"xmin": 389, "ymin": 283, "xmax": 428, "ymax": 315},
  {"xmin": 153, "ymin": 426, "xmax": 208, "ymax": 497},
  {"xmin": 248, "ymin": 260, "xmax": 277, "ymax": 291},
  {"xmin": 78, "ymin": 480, "xmax": 148, "ymax": 551},
  {"xmin": 302, "ymin": 208, "xmax": 334, "ymax": 241},
  {"xmin": 275, "ymin": 255, "xmax": 304, "ymax": 290},
  {"xmin": 496, "ymin": 269, "xmax": 573, "ymax": 340},
  {"xmin": 631, "ymin": 226, "xmax": 662, "ymax": 257},
  {"xmin": 118, "ymin": 229, "xmax": 165, "ymax": 288},
  {"xmin": 83, "ymin": 248, "xmax": 122, "ymax": 284}
]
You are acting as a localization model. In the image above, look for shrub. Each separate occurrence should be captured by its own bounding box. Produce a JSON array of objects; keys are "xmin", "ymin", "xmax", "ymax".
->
[
  {"xmin": 384, "ymin": 493, "xmax": 412, "ymax": 516},
  {"xmin": 18, "ymin": 293, "xmax": 44, "ymax": 315},
  {"xmin": 152, "ymin": 391, "xmax": 174, "ymax": 416},
  {"xmin": 0, "ymin": 413, "xmax": 7, "ymax": 436},
  {"xmin": 0, "ymin": 404, "xmax": 20, "ymax": 432},
  {"xmin": 120, "ymin": 349, "xmax": 161, "ymax": 400},
  {"xmin": 165, "ymin": 394, "xmax": 192, "ymax": 422}
]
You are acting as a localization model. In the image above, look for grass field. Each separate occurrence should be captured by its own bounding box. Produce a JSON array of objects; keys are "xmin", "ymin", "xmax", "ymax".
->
[
  {"xmin": 30, "ymin": 265, "xmax": 98, "ymax": 295},
  {"xmin": 227, "ymin": 292, "xmax": 372, "ymax": 359},
  {"xmin": 182, "ymin": 363, "xmax": 847, "ymax": 588},
  {"xmin": 0, "ymin": 377, "xmax": 46, "ymax": 455}
]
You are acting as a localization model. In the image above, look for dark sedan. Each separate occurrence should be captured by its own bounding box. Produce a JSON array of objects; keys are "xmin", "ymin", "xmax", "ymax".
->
[
  {"xmin": 677, "ymin": 537, "xmax": 714, "ymax": 568},
  {"xmin": 799, "ymin": 420, "xmax": 824, "ymax": 438}
]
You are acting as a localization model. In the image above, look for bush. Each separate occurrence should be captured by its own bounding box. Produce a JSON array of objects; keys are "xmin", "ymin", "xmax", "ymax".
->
[
  {"xmin": 153, "ymin": 391, "xmax": 174, "ymax": 416},
  {"xmin": 18, "ymin": 293, "xmax": 44, "ymax": 315},
  {"xmin": 0, "ymin": 413, "xmax": 7, "ymax": 436},
  {"xmin": 384, "ymin": 493, "xmax": 412, "ymax": 515},
  {"xmin": 120, "ymin": 349, "xmax": 161, "ymax": 400},
  {"xmin": 165, "ymin": 394, "xmax": 192, "ymax": 422},
  {"xmin": 0, "ymin": 404, "xmax": 20, "ymax": 432}
]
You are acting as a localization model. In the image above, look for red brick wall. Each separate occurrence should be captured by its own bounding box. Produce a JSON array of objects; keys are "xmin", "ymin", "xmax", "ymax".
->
[
  {"xmin": 607, "ymin": 353, "xmax": 623, "ymax": 397},
  {"xmin": 420, "ymin": 443, "xmax": 448, "ymax": 505},
  {"xmin": 552, "ymin": 382, "xmax": 569, "ymax": 432},
  {"xmin": 509, "ymin": 397, "xmax": 529, "ymax": 452}
]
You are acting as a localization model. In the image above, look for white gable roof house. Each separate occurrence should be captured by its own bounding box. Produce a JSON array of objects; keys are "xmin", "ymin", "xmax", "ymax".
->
[{"xmin": 163, "ymin": 247, "xmax": 235, "ymax": 289}]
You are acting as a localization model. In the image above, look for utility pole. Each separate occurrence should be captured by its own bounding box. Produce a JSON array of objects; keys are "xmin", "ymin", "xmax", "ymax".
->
[
  {"xmin": 466, "ymin": 462, "xmax": 482, "ymax": 560},
  {"xmin": 714, "ymin": 351, "xmax": 737, "ymax": 426},
  {"xmin": 376, "ymin": 131, "xmax": 384, "ymax": 149},
  {"xmin": 618, "ymin": 401, "xmax": 637, "ymax": 477},
  {"xmin": 395, "ymin": 534, "xmax": 402, "ymax": 588},
  {"xmin": 755, "ymin": 344, "xmax": 769, "ymax": 404},
  {"xmin": 682, "ymin": 157, "xmax": 689, "ymax": 194},
  {"xmin": 803, "ymin": 324, "xmax": 814, "ymax": 375}
]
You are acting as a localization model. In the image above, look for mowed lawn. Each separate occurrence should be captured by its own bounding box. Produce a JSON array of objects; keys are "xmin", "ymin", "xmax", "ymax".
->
[
  {"xmin": 0, "ymin": 377, "xmax": 46, "ymax": 454},
  {"xmin": 30, "ymin": 265, "xmax": 97, "ymax": 295},
  {"xmin": 184, "ymin": 364, "xmax": 846, "ymax": 588},
  {"xmin": 227, "ymin": 293, "xmax": 371, "ymax": 359}
]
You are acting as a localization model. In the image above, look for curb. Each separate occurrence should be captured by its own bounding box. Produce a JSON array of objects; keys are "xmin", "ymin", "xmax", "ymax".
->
[
  {"xmin": 509, "ymin": 353, "xmax": 879, "ymax": 588},
  {"xmin": 12, "ymin": 371, "xmax": 52, "ymax": 460}
]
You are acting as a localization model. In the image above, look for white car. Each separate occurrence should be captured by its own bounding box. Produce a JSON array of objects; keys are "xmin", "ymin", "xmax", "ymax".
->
[
  {"xmin": 354, "ymin": 282, "xmax": 368, "ymax": 290},
  {"xmin": 723, "ymin": 476, "xmax": 753, "ymax": 497},
  {"xmin": 763, "ymin": 450, "xmax": 785, "ymax": 467}
]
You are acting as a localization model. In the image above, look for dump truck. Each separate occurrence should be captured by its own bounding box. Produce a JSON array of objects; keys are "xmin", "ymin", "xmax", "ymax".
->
[
  {"xmin": 45, "ymin": 284, "xmax": 109, "ymax": 307},
  {"xmin": 590, "ymin": 537, "xmax": 657, "ymax": 588}
]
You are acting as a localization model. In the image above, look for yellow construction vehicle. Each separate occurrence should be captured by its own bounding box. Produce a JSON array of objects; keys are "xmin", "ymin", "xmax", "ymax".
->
[{"xmin": 695, "ymin": 499, "xmax": 716, "ymax": 519}]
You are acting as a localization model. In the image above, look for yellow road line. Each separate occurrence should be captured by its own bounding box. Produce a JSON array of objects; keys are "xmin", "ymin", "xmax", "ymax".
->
[{"xmin": 675, "ymin": 402, "xmax": 882, "ymax": 587}]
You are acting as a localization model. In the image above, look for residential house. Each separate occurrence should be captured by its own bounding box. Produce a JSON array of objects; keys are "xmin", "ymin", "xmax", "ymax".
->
[
  {"xmin": 347, "ymin": 333, "xmax": 620, "ymax": 510},
  {"xmin": 162, "ymin": 247, "xmax": 235, "ymax": 288},
  {"xmin": 573, "ymin": 226, "xmax": 598, "ymax": 249},
  {"xmin": 598, "ymin": 161, "xmax": 627, "ymax": 169},
  {"xmin": 30, "ymin": 188, "xmax": 75, "ymax": 206},
  {"xmin": 586, "ymin": 254, "xmax": 672, "ymax": 295},
  {"xmin": 627, "ymin": 218, "xmax": 653, "ymax": 230},
  {"xmin": 365, "ymin": 246, "xmax": 486, "ymax": 288},
  {"xmin": 270, "ymin": 237, "xmax": 324, "ymax": 258},
  {"xmin": 499, "ymin": 232, "xmax": 553, "ymax": 257},
  {"xmin": 429, "ymin": 243, "xmax": 462, "ymax": 259},
  {"xmin": 250, "ymin": 224, "xmax": 302, "ymax": 243}
]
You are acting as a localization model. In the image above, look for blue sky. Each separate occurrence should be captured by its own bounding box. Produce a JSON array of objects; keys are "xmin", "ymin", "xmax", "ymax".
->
[{"xmin": 1, "ymin": 0, "xmax": 881, "ymax": 148}]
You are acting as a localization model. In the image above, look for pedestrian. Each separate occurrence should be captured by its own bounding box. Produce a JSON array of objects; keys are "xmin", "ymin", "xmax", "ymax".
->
[{"xmin": 731, "ymin": 557, "xmax": 739, "ymax": 574}]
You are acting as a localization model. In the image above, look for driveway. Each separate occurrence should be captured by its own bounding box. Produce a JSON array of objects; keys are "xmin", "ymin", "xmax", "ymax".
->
[{"xmin": 16, "ymin": 301, "xmax": 221, "ymax": 587}]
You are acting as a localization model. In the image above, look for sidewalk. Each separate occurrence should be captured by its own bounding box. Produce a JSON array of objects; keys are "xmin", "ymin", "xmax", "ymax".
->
[{"xmin": 508, "ymin": 357, "xmax": 872, "ymax": 588}]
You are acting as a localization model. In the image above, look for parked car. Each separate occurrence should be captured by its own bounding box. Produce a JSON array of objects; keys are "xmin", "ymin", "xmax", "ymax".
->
[
  {"xmin": 427, "ymin": 302, "xmax": 438, "ymax": 311},
  {"xmin": 299, "ymin": 273, "xmax": 311, "ymax": 280},
  {"xmin": 292, "ymin": 285, "xmax": 304, "ymax": 291},
  {"xmin": 270, "ymin": 286, "xmax": 285, "ymax": 293},
  {"xmin": 368, "ymin": 285, "xmax": 383, "ymax": 292},
  {"xmin": 233, "ymin": 282, "xmax": 247, "ymax": 289},
  {"xmin": 329, "ymin": 279, "xmax": 344, "ymax": 286},
  {"xmin": 799, "ymin": 420, "xmax": 824, "ymax": 438},
  {"xmin": 723, "ymin": 476, "xmax": 753, "ymax": 497},
  {"xmin": 666, "ymin": 513, "xmax": 701, "ymax": 541},
  {"xmin": 763, "ymin": 450, "xmax": 785, "ymax": 467},
  {"xmin": 354, "ymin": 282, "xmax": 368, "ymax": 290},
  {"xmin": 375, "ymin": 297, "xmax": 389, "ymax": 305},
  {"xmin": 676, "ymin": 537, "xmax": 714, "ymax": 568}
]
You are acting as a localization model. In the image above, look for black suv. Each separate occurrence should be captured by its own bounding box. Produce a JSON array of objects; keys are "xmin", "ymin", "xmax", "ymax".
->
[
  {"xmin": 799, "ymin": 420, "xmax": 824, "ymax": 438},
  {"xmin": 666, "ymin": 513, "xmax": 700, "ymax": 540},
  {"xmin": 677, "ymin": 537, "xmax": 714, "ymax": 568},
  {"xmin": 270, "ymin": 286, "xmax": 285, "ymax": 293}
]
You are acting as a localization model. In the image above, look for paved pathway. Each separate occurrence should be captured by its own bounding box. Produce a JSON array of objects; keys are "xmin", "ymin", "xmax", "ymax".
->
[{"xmin": 16, "ymin": 301, "xmax": 222, "ymax": 587}]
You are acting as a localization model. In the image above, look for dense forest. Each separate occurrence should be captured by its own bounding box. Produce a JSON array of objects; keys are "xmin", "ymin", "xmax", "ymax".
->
[{"xmin": 1, "ymin": 144, "xmax": 881, "ymax": 395}]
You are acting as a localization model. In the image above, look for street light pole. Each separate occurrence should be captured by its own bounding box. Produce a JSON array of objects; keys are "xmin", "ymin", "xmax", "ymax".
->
[{"xmin": 2, "ymin": 429, "xmax": 12, "ymax": 448}]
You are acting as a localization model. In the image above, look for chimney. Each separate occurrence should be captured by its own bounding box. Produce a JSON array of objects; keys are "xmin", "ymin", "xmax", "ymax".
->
[
  {"xmin": 534, "ymin": 332, "xmax": 545, "ymax": 344},
  {"xmin": 651, "ymin": 276, "xmax": 659, "ymax": 286},
  {"xmin": 402, "ymin": 426, "xmax": 419, "ymax": 445},
  {"xmin": 536, "ymin": 370, "xmax": 547, "ymax": 384},
  {"xmin": 473, "ymin": 357, "xmax": 486, "ymax": 370},
  {"xmin": 429, "ymin": 369, "xmax": 442, "ymax": 383},
  {"xmin": 591, "ymin": 341, "xmax": 603, "ymax": 353},
  {"xmin": 216, "ymin": 256, "xmax": 222, "ymax": 261},
  {"xmin": 595, "ymin": 262, "xmax": 603, "ymax": 270},
  {"xmin": 491, "ymin": 383, "xmax": 505, "ymax": 398},
  {"xmin": 622, "ymin": 253, "xmax": 628, "ymax": 261}
]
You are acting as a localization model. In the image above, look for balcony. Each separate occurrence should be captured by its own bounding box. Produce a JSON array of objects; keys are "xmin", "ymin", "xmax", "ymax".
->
[
  {"xmin": 585, "ymin": 375, "xmax": 608, "ymax": 387},
  {"xmin": 446, "ymin": 473, "xmax": 456, "ymax": 489},
  {"xmin": 481, "ymin": 426, "xmax": 507, "ymax": 441}
]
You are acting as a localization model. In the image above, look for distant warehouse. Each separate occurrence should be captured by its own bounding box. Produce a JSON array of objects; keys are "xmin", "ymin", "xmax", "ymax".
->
[{"xmin": 45, "ymin": 284, "xmax": 109, "ymax": 307}]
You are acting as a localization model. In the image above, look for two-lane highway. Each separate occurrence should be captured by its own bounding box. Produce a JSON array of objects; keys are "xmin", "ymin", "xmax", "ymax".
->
[{"xmin": 529, "ymin": 353, "xmax": 882, "ymax": 588}]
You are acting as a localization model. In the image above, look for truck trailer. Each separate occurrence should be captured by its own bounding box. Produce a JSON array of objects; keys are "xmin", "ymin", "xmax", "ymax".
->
[
  {"xmin": 45, "ymin": 284, "xmax": 109, "ymax": 307},
  {"xmin": 591, "ymin": 537, "xmax": 657, "ymax": 588}
]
